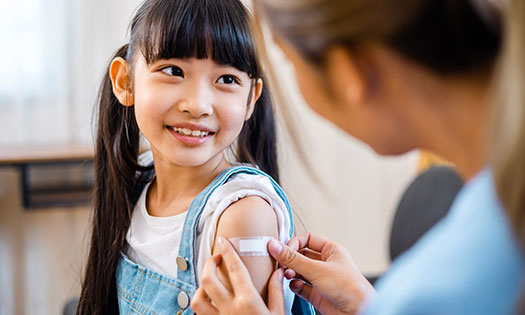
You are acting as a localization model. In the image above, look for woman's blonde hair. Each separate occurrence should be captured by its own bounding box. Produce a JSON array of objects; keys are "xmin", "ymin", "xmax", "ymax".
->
[
  {"xmin": 489, "ymin": 0, "xmax": 525, "ymax": 248},
  {"xmin": 261, "ymin": 0, "xmax": 501, "ymax": 73},
  {"xmin": 253, "ymin": 0, "xmax": 502, "ymax": 181}
]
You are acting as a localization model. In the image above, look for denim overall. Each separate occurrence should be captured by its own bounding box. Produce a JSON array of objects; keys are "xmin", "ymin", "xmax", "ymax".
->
[{"xmin": 116, "ymin": 165, "xmax": 316, "ymax": 315}]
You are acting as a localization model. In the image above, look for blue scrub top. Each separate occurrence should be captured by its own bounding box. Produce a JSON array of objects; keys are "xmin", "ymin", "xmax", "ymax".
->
[{"xmin": 363, "ymin": 169, "xmax": 524, "ymax": 314}]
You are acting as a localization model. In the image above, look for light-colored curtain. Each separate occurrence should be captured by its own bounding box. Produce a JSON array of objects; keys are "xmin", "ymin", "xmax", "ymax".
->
[
  {"xmin": 0, "ymin": 0, "xmax": 143, "ymax": 147},
  {"xmin": 0, "ymin": 0, "xmax": 70, "ymax": 145}
]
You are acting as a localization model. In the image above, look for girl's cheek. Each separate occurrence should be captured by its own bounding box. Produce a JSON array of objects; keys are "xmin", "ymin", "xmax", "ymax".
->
[{"xmin": 220, "ymin": 96, "xmax": 249, "ymax": 117}]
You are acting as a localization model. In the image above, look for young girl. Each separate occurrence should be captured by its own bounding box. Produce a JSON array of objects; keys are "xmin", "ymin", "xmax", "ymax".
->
[{"xmin": 77, "ymin": 0, "xmax": 314, "ymax": 314}]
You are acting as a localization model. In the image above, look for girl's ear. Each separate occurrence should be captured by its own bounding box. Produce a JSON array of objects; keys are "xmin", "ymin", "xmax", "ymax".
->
[
  {"xmin": 245, "ymin": 79, "xmax": 263, "ymax": 121},
  {"xmin": 109, "ymin": 57, "xmax": 134, "ymax": 106},
  {"xmin": 324, "ymin": 46, "xmax": 366, "ymax": 109}
]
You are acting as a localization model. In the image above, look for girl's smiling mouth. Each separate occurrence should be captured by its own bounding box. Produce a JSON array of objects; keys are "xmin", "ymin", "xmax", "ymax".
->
[
  {"xmin": 166, "ymin": 123, "xmax": 216, "ymax": 145},
  {"xmin": 169, "ymin": 127, "xmax": 210, "ymax": 138}
]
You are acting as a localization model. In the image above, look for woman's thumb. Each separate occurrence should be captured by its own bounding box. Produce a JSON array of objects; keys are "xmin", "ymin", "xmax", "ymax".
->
[{"xmin": 268, "ymin": 240, "xmax": 314, "ymax": 275}]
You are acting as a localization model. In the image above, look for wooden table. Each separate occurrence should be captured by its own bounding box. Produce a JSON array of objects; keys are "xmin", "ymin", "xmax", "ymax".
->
[
  {"xmin": 0, "ymin": 145, "xmax": 94, "ymax": 209},
  {"xmin": 0, "ymin": 145, "xmax": 93, "ymax": 164}
]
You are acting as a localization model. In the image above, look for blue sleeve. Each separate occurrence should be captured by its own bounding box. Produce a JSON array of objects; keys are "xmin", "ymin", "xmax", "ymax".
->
[{"xmin": 362, "ymin": 170, "xmax": 524, "ymax": 315}]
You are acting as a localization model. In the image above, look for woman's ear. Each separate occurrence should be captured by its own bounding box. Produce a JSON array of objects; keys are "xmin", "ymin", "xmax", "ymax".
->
[
  {"xmin": 245, "ymin": 79, "xmax": 263, "ymax": 121},
  {"xmin": 324, "ymin": 46, "xmax": 366, "ymax": 108},
  {"xmin": 109, "ymin": 57, "xmax": 134, "ymax": 106}
]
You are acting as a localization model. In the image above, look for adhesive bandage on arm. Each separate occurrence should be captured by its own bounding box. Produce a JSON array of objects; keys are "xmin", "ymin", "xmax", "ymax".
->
[{"xmin": 229, "ymin": 236, "xmax": 274, "ymax": 256}]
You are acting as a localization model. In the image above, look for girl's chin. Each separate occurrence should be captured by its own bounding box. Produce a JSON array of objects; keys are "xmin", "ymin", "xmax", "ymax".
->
[{"xmin": 164, "ymin": 155, "xmax": 224, "ymax": 169}]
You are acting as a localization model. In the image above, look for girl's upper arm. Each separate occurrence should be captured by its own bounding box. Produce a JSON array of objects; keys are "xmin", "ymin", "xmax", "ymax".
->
[{"xmin": 212, "ymin": 195, "xmax": 279, "ymax": 299}]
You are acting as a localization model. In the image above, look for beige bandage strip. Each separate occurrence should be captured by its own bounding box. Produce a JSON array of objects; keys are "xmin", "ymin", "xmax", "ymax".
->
[{"xmin": 229, "ymin": 236, "xmax": 274, "ymax": 256}]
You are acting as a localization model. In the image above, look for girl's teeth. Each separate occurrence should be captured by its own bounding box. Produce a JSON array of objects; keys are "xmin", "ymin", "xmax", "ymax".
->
[{"xmin": 173, "ymin": 127, "xmax": 209, "ymax": 138}]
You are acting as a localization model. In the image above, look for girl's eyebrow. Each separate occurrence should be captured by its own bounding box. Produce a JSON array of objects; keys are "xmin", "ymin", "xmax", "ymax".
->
[{"xmin": 149, "ymin": 58, "xmax": 247, "ymax": 75}]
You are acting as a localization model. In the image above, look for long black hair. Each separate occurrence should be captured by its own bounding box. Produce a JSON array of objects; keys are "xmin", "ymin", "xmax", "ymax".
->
[{"xmin": 78, "ymin": 0, "xmax": 278, "ymax": 314}]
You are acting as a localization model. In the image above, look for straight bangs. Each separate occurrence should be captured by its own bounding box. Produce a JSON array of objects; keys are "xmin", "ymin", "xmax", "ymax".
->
[{"xmin": 133, "ymin": 0, "xmax": 259, "ymax": 77}]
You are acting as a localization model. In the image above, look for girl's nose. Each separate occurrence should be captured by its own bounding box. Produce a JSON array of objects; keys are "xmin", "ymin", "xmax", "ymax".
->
[{"xmin": 177, "ymin": 81, "xmax": 214, "ymax": 117}]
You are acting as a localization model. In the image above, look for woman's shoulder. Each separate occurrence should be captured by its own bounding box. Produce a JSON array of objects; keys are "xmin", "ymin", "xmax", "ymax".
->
[{"xmin": 364, "ymin": 169, "xmax": 524, "ymax": 314}]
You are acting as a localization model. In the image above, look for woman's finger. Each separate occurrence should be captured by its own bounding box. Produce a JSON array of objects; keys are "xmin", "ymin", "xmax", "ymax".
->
[
  {"xmin": 287, "ymin": 237, "xmax": 301, "ymax": 252},
  {"xmin": 268, "ymin": 239, "xmax": 319, "ymax": 277},
  {"xmin": 289, "ymin": 280, "xmax": 319, "ymax": 310},
  {"xmin": 300, "ymin": 248, "xmax": 322, "ymax": 261},
  {"xmin": 283, "ymin": 268, "xmax": 310, "ymax": 285},
  {"xmin": 284, "ymin": 268, "xmax": 296, "ymax": 279},
  {"xmin": 216, "ymin": 237, "xmax": 255, "ymax": 294},
  {"xmin": 290, "ymin": 280, "xmax": 341, "ymax": 315},
  {"xmin": 200, "ymin": 254, "xmax": 232, "ymax": 307},
  {"xmin": 267, "ymin": 268, "xmax": 285, "ymax": 314},
  {"xmin": 191, "ymin": 287, "xmax": 219, "ymax": 315},
  {"xmin": 289, "ymin": 279, "xmax": 306, "ymax": 295},
  {"xmin": 290, "ymin": 232, "xmax": 332, "ymax": 254}
]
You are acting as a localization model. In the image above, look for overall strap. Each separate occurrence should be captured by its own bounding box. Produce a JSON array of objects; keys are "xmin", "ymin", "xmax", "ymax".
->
[{"xmin": 175, "ymin": 166, "xmax": 294, "ymax": 288}]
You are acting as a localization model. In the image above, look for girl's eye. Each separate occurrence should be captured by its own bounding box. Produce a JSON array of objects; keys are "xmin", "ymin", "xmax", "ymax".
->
[
  {"xmin": 217, "ymin": 75, "xmax": 239, "ymax": 85},
  {"xmin": 161, "ymin": 66, "xmax": 184, "ymax": 77}
]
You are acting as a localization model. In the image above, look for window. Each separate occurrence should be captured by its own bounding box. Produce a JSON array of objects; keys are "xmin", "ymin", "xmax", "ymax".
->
[{"xmin": 0, "ymin": 0, "xmax": 70, "ymax": 145}]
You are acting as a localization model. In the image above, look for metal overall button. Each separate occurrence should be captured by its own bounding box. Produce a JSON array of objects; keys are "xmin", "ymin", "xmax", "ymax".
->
[
  {"xmin": 176, "ymin": 256, "xmax": 189, "ymax": 271},
  {"xmin": 177, "ymin": 291, "xmax": 190, "ymax": 309}
]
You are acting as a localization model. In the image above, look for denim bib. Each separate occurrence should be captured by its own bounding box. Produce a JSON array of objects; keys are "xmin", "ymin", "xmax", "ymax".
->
[{"xmin": 115, "ymin": 166, "xmax": 315, "ymax": 315}]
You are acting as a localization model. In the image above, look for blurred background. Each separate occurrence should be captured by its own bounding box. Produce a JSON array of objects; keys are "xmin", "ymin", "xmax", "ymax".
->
[{"xmin": 0, "ymin": 0, "xmax": 420, "ymax": 314}]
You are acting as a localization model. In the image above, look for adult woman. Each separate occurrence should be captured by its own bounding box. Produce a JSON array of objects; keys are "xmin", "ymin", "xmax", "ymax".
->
[{"xmin": 191, "ymin": 0, "xmax": 524, "ymax": 313}]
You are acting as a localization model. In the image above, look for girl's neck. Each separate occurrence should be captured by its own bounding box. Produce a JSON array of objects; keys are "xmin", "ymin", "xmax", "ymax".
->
[
  {"xmin": 147, "ymin": 153, "xmax": 230, "ymax": 217},
  {"xmin": 412, "ymin": 75, "xmax": 490, "ymax": 180}
]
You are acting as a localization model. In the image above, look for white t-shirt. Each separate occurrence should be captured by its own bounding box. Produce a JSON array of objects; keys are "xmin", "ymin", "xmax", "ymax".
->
[{"xmin": 126, "ymin": 171, "xmax": 294, "ymax": 313}]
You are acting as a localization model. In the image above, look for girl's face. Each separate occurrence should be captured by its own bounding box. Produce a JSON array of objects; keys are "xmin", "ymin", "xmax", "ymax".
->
[{"xmin": 113, "ymin": 55, "xmax": 261, "ymax": 168}]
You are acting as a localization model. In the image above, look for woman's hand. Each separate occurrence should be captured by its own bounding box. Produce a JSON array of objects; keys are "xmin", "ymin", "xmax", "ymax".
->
[
  {"xmin": 191, "ymin": 237, "xmax": 286, "ymax": 315},
  {"xmin": 268, "ymin": 232, "xmax": 377, "ymax": 314}
]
